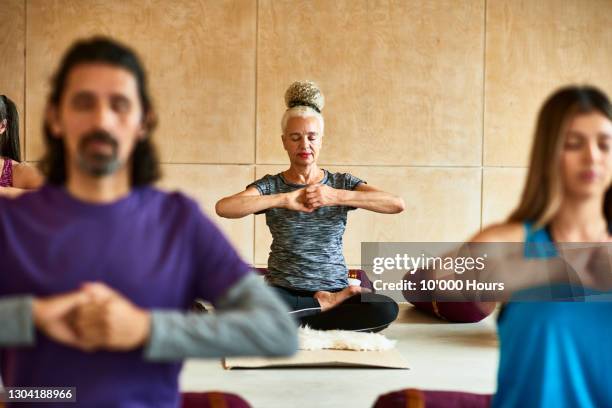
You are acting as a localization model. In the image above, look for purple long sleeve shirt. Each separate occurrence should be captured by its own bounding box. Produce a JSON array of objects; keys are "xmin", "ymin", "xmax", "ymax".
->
[{"xmin": 0, "ymin": 184, "xmax": 250, "ymax": 407}]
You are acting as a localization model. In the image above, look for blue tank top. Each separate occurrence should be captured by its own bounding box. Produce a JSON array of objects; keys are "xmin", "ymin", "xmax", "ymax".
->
[{"xmin": 493, "ymin": 223, "xmax": 612, "ymax": 408}]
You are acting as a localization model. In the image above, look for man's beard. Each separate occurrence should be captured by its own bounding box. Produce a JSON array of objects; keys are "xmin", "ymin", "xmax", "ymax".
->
[{"xmin": 76, "ymin": 129, "xmax": 121, "ymax": 177}]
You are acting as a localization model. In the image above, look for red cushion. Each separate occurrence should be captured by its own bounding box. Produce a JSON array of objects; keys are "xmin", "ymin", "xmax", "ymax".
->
[
  {"xmin": 374, "ymin": 388, "xmax": 492, "ymax": 408},
  {"xmin": 181, "ymin": 392, "xmax": 251, "ymax": 408},
  {"xmin": 410, "ymin": 301, "xmax": 496, "ymax": 323},
  {"xmin": 400, "ymin": 270, "xmax": 495, "ymax": 323}
]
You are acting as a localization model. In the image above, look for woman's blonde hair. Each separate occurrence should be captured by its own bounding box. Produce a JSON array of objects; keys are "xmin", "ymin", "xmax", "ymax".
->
[
  {"xmin": 509, "ymin": 85, "xmax": 612, "ymax": 228},
  {"xmin": 281, "ymin": 106, "xmax": 324, "ymax": 134},
  {"xmin": 281, "ymin": 80, "xmax": 325, "ymax": 134}
]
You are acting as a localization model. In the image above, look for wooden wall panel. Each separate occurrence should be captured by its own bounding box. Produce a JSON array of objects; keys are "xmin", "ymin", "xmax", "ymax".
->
[
  {"xmin": 485, "ymin": 0, "xmax": 612, "ymax": 166},
  {"xmin": 0, "ymin": 0, "xmax": 25, "ymax": 159},
  {"xmin": 482, "ymin": 167, "xmax": 527, "ymax": 226},
  {"xmin": 26, "ymin": 0, "xmax": 256, "ymax": 163},
  {"xmin": 257, "ymin": 0, "xmax": 484, "ymax": 166}
]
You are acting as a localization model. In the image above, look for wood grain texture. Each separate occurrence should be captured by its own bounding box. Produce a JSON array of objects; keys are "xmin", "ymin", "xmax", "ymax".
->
[
  {"xmin": 481, "ymin": 167, "xmax": 528, "ymax": 226},
  {"xmin": 257, "ymin": 0, "xmax": 484, "ymax": 166},
  {"xmin": 26, "ymin": 0, "xmax": 256, "ymax": 163},
  {"xmin": 0, "ymin": 0, "xmax": 25, "ymax": 159},
  {"xmin": 485, "ymin": 0, "xmax": 612, "ymax": 166}
]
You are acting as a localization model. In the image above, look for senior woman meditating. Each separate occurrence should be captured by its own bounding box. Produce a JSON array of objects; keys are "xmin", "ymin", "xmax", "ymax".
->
[{"xmin": 216, "ymin": 81, "xmax": 404, "ymax": 332}]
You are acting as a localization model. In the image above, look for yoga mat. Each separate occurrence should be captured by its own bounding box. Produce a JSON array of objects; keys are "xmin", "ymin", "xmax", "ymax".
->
[{"xmin": 223, "ymin": 349, "xmax": 409, "ymax": 369}]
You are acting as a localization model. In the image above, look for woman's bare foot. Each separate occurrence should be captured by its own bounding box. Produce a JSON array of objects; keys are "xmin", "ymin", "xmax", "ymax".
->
[{"xmin": 314, "ymin": 286, "xmax": 362, "ymax": 311}]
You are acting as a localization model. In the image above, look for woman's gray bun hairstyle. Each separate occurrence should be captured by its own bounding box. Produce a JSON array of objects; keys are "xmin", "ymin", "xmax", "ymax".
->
[{"xmin": 284, "ymin": 80, "xmax": 325, "ymax": 113}]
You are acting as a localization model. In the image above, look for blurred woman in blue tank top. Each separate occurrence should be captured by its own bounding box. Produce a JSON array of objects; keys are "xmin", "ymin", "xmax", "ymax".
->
[{"xmin": 468, "ymin": 85, "xmax": 612, "ymax": 408}]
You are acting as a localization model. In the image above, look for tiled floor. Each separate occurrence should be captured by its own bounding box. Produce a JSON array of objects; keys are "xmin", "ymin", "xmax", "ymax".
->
[{"xmin": 180, "ymin": 304, "xmax": 499, "ymax": 408}]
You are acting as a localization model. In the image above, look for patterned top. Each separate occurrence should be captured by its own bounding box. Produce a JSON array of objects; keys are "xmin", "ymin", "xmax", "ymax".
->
[
  {"xmin": 248, "ymin": 170, "xmax": 364, "ymax": 291},
  {"xmin": 0, "ymin": 158, "xmax": 13, "ymax": 187}
]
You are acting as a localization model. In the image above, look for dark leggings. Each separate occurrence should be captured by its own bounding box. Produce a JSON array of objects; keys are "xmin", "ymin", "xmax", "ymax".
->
[{"xmin": 272, "ymin": 285, "xmax": 399, "ymax": 332}]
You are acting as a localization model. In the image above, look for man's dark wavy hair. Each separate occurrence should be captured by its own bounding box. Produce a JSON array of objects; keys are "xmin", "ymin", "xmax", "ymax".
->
[{"xmin": 40, "ymin": 36, "xmax": 160, "ymax": 186}]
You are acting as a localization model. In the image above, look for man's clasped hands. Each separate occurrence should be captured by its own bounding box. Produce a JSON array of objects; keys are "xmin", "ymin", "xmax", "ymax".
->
[{"xmin": 32, "ymin": 282, "xmax": 151, "ymax": 352}]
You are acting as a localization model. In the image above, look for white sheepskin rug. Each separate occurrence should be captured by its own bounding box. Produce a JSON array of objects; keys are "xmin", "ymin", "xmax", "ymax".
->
[{"xmin": 298, "ymin": 326, "xmax": 396, "ymax": 351}]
